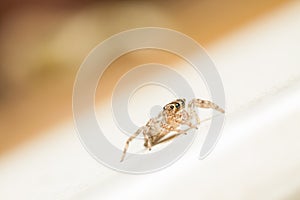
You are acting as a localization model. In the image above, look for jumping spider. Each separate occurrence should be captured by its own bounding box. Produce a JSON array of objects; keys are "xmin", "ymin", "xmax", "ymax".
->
[{"xmin": 120, "ymin": 98, "xmax": 225, "ymax": 162}]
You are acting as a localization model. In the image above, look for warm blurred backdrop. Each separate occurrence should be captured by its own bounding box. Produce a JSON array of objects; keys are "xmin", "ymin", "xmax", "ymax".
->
[
  {"xmin": 0, "ymin": 0, "xmax": 289, "ymax": 156},
  {"xmin": 2, "ymin": 1, "xmax": 300, "ymax": 200}
]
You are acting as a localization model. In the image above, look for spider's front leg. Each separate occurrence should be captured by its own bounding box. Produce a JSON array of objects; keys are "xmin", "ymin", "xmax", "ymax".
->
[
  {"xmin": 120, "ymin": 126, "xmax": 146, "ymax": 162},
  {"xmin": 175, "ymin": 117, "xmax": 198, "ymax": 133},
  {"xmin": 174, "ymin": 110, "xmax": 198, "ymax": 130},
  {"xmin": 189, "ymin": 99, "xmax": 225, "ymax": 113},
  {"xmin": 188, "ymin": 99, "xmax": 225, "ymax": 126}
]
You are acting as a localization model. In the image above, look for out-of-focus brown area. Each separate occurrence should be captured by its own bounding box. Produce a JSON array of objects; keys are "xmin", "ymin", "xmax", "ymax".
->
[{"xmin": 0, "ymin": 0, "xmax": 289, "ymax": 155}]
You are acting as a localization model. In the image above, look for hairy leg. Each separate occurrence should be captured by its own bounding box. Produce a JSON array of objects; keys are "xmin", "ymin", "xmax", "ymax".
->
[
  {"xmin": 189, "ymin": 99, "xmax": 225, "ymax": 113},
  {"xmin": 120, "ymin": 127, "xmax": 145, "ymax": 162},
  {"xmin": 153, "ymin": 127, "xmax": 196, "ymax": 146},
  {"xmin": 150, "ymin": 129, "xmax": 170, "ymax": 146},
  {"xmin": 143, "ymin": 128, "xmax": 152, "ymax": 151}
]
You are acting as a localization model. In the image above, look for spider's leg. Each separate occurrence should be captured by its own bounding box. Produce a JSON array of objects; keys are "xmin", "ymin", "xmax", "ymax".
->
[
  {"xmin": 189, "ymin": 99, "xmax": 225, "ymax": 113},
  {"xmin": 176, "ymin": 117, "xmax": 198, "ymax": 130},
  {"xmin": 187, "ymin": 107, "xmax": 201, "ymax": 125},
  {"xmin": 151, "ymin": 129, "xmax": 169, "ymax": 146},
  {"xmin": 153, "ymin": 133, "xmax": 181, "ymax": 146},
  {"xmin": 153, "ymin": 127, "xmax": 195, "ymax": 146},
  {"xmin": 144, "ymin": 117, "xmax": 162, "ymax": 151},
  {"xmin": 142, "ymin": 128, "xmax": 152, "ymax": 151},
  {"xmin": 120, "ymin": 127, "xmax": 145, "ymax": 162}
]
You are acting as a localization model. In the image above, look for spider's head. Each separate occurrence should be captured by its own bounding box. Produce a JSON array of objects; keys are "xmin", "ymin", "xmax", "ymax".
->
[{"xmin": 163, "ymin": 98, "xmax": 186, "ymax": 113}]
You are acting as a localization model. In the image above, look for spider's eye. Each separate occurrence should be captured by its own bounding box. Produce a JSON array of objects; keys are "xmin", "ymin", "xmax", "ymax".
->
[
  {"xmin": 175, "ymin": 103, "xmax": 180, "ymax": 108},
  {"xmin": 170, "ymin": 105, "xmax": 174, "ymax": 109}
]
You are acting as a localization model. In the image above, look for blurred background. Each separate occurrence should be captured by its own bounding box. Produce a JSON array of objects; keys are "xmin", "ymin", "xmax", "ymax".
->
[
  {"xmin": 0, "ymin": 0, "xmax": 287, "ymax": 155},
  {"xmin": 0, "ymin": 0, "xmax": 300, "ymax": 199}
]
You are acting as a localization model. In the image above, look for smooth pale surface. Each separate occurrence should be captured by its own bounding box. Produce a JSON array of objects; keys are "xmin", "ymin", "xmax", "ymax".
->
[{"xmin": 0, "ymin": 1, "xmax": 300, "ymax": 199}]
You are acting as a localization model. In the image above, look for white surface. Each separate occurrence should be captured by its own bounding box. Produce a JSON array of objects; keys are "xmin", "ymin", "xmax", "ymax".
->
[{"xmin": 1, "ymin": 1, "xmax": 300, "ymax": 199}]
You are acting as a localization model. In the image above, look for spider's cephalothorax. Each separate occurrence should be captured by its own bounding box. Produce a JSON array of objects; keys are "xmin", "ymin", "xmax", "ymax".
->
[
  {"xmin": 120, "ymin": 98, "xmax": 225, "ymax": 162},
  {"xmin": 163, "ymin": 98, "xmax": 186, "ymax": 113},
  {"xmin": 162, "ymin": 99, "xmax": 188, "ymax": 128}
]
